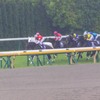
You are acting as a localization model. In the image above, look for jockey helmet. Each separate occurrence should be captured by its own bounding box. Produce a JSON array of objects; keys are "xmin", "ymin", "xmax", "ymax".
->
[
  {"xmin": 36, "ymin": 32, "xmax": 40, "ymax": 35},
  {"xmin": 73, "ymin": 33, "xmax": 76, "ymax": 38},
  {"xmin": 54, "ymin": 31, "xmax": 58, "ymax": 35},
  {"xmin": 87, "ymin": 34, "xmax": 91, "ymax": 39}
]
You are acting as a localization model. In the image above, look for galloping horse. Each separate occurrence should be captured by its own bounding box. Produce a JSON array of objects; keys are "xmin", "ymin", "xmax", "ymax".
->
[
  {"xmin": 77, "ymin": 35, "xmax": 99, "ymax": 60},
  {"xmin": 44, "ymin": 37, "xmax": 69, "ymax": 48},
  {"xmin": 44, "ymin": 36, "xmax": 78, "ymax": 64},
  {"xmin": 65, "ymin": 35, "xmax": 77, "ymax": 48},
  {"xmin": 77, "ymin": 35, "xmax": 89, "ymax": 47},
  {"xmin": 26, "ymin": 37, "xmax": 55, "ymax": 64}
]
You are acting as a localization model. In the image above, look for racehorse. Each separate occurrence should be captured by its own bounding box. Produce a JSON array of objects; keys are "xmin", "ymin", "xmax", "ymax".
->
[
  {"xmin": 26, "ymin": 37, "xmax": 56, "ymax": 65},
  {"xmin": 65, "ymin": 35, "xmax": 77, "ymax": 48},
  {"xmin": 77, "ymin": 35, "xmax": 99, "ymax": 60},
  {"xmin": 44, "ymin": 37, "xmax": 69, "ymax": 48},
  {"xmin": 44, "ymin": 36, "xmax": 79, "ymax": 64}
]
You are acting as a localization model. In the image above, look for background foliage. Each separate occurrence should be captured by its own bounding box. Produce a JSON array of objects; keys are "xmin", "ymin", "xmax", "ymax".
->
[{"xmin": 0, "ymin": 0, "xmax": 100, "ymax": 50}]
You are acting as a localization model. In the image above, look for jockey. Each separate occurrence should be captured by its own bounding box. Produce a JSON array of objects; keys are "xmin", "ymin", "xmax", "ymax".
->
[
  {"xmin": 83, "ymin": 31, "xmax": 99, "ymax": 48},
  {"xmin": 34, "ymin": 32, "xmax": 45, "ymax": 49},
  {"xmin": 83, "ymin": 31, "xmax": 98, "ymax": 40},
  {"xmin": 54, "ymin": 31, "xmax": 62, "ymax": 41},
  {"xmin": 71, "ymin": 33, "xmax": 79, "ymax": 41},
  {"xmin": 53, "ymin": 31, "xmax": 62, "ymax": 47},
  {"xmin": 71, "ymin": 33, "xmax": 80, "ymax": 47}
]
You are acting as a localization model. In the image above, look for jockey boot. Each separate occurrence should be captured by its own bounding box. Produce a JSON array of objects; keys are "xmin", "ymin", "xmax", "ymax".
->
[
  {"xmin": 39, "ymin": 42, "xmax": 46, "ymax": 49},
  {"xmin": 43, "ymin": 45, "xmax": 46, "ymax": 49},
  {"xmin": 77, "ymin": 42, "xmax": 80, "ymax": 47},
  {"xmin": 57, "ymin": 41, "xmax": 61, "ymax": 48},
  {"xmin": 41, "ymin": 44, "xmax": 46, "ymax": 49},
  {"xmin": 60, "ymin": 42, "xmax": 64, "ymax": 48}
]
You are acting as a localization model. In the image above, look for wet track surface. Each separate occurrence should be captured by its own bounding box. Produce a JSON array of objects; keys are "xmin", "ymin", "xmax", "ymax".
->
[{"xmin": 0, "ymin": 63, "xmax": 100, "ymax": 100}]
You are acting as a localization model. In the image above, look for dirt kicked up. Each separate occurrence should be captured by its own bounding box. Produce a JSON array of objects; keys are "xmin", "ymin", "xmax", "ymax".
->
[{"xmin": 0, "ymin": 63, "xmax": 100, "ymax": 100}]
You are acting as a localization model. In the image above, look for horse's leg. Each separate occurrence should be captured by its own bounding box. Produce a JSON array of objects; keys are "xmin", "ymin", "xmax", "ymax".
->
[
  {"xmin": 90, "ymin": 51, "xmax": 96, "ymax": 57},
  {"xmin": 54, "ymin": 54, "xmax": 57, "ymax": 57},
  {"xmin": 77, "ymin": 52, "xmax": 83, "ymax": 61},
  {"xmin": 47, "ymin": 54, "xmax": 51, "ymax": 59},
  {"xmin": 28, "ymin": 55, "xmax": 36, "ymax": 65},
  {"xmin": 51, "ymin": 54, "xmax": 57, "ymax": 62},
  {"xmin": 86, "ymin": 51, "xmax": 91, "ymax": 60},
  {"xmin": 47, "ymin": 54, "xmax": 52, "ymax": 64}
]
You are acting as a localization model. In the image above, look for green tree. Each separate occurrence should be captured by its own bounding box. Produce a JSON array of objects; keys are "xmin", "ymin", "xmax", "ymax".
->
[{"xmin": 75, "ymin": 0, "xmax": 100, "ymax": 33}]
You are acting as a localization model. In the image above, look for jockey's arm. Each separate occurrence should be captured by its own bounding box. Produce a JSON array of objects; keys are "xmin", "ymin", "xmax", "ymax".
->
[
  {"xmin": 56, "ymin": 37, "xmax": 61, "ymax": 41},
  {"xmin": 72, "ymin": 38, "xmax": 76, "ymax": 41},
  {"xmin": 54, "ymin": 36, "xmax": 58, "ymax": 41}
]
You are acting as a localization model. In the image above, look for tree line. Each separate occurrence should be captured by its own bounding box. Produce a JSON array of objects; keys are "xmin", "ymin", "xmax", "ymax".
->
[{"xmin": 0, "ymin": 0, "xmax": 100, "ymax": 50}]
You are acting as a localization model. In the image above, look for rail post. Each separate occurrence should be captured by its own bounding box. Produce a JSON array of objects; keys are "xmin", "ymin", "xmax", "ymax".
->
[
  {"xmin": 11, "ymin": 56, "xmax": 16, "ymax": 68},
  {"xmin": 0, "ymin": 57, "xmax": 2, "ymax": 68},
  {"xmin": 36, "ymin": 55, "xmax": 43, "ymax": 66},
  {"xmin": 43, "ymin": 55, "xmax": 46, "ymax": 65},
  {"xmin": 67, "ymin": 53, "xmax": 77, "ymax": 64},
  {"xmin": 93, "ymin": 51, "xmax": 99, "ymax": 63},
  {"xmin": 3, "ymin": 56, "xmax": 11, "ymax": 68}
]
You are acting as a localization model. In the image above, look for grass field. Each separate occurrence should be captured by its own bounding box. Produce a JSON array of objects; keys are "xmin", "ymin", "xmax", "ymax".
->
[{"xmin": 1, "ymin": 52, "xmax": 99, "ymax": 68}]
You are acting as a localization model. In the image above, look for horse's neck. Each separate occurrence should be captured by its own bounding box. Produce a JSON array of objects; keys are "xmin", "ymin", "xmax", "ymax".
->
[
  {"xmin": 66, "ymin": 36, "xmax": 72, "ymax": 42},
  {"xmin": 67, "ymin": 36, "xmax": 73, "ymax": 43},
  {"xmin": 34, "ymin": 44, "xmax": 41, "ymax": 49},
  {"xmin": 47, "ymin": 38, "xmax": 56, "ymax": 47},
  {"xmin": 78, "ymin": 36, "xmax": 84, "ymax": 44},
  {"xmin": 66, "ymin": 36, "xmax": 76, "ymax": 47},
  {"xmin": 79, "ymin": 37, "xmax": 89, "ymax": 47},
  {"xmin": 27, "ymin": 42, "xmax": 36, "ymax": 50},
  {"xmin": 70, "ymin": 36, "xmax": 74, "ymax": 42}
]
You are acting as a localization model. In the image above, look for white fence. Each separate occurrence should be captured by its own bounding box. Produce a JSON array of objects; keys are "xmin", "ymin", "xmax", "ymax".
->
[
  {"xmin": 0, "ymin": 34, "xmax": 100, "ymax": 42},
  {"xmin": 0, "ymin": 36, "xmax": 67, "ymax": 42}
]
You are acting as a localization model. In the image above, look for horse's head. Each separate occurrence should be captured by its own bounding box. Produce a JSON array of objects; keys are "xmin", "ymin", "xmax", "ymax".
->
[
  {"xmin": 77, "ymin": 36, "xmax": 89, "ymax": 47},
  {"xmin": 66, "ymin": 35, "xmax": 76, "ymax": 48}
]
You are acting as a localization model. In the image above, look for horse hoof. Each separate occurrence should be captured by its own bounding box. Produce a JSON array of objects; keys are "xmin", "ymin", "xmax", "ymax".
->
[
  {"xmin": 47, "ymin": 62, "xmax": 49, "ymax": 64},
  {"xmin": 30, "ymin": 62, "xmax": 32, "ymax": 64}
]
